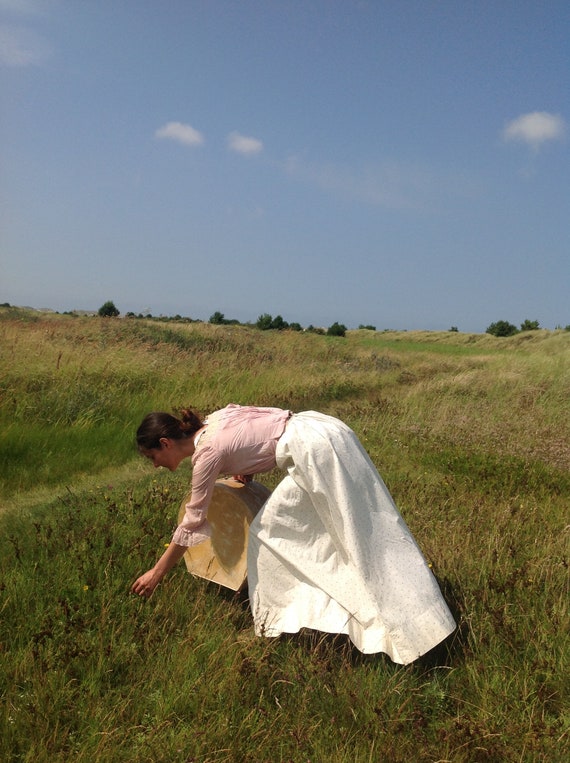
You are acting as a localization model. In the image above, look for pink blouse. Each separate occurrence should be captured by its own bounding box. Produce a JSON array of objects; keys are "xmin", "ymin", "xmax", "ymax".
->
[{"xmin": 172, "ymin": 404, "xmax": 292, "ymax": 547}]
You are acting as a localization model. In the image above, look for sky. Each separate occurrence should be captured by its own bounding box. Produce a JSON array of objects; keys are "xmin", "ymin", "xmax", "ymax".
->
[{"xmin": 1, "ymin": 0, "xmax": 569, "ymax": 332}]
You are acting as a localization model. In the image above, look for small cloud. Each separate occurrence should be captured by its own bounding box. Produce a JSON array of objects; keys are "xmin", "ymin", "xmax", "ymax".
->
[
  {"xmin": 503, "ymin": 111, "xmax": 566, "ymax": 150},
  {"xmin": 227, "ymin": 131, "xmax": 263, "ymax": 156},
  {"xmin": 0, "ymin": 23, "xmax": 51, "ymax": 66},
  {"xmin": 155, "ymin": 121, "xmax": 204, "ymax": 147}
]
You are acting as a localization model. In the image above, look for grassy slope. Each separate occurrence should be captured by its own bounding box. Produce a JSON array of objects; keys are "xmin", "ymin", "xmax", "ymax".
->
[{"xmin": 1, "ymin": 309, "xmax": 568, "ymax": 762}]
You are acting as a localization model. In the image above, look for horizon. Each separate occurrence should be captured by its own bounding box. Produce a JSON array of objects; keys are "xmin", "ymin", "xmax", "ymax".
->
[{"xmin": 4, "ymin": 299, "xmax": 564, "ymax": 335}]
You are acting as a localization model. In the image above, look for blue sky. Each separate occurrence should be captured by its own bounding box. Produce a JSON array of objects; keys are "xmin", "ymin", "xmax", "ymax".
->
[{"xmin": 1, "ymin": 0, "xmax": 568, "ymax": 332}]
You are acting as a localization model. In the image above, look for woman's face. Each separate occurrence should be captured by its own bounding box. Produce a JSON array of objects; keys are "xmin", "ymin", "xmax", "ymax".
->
[{"xmin": 141, "ymin": 439, "xmax": 182, "ymax": 471}]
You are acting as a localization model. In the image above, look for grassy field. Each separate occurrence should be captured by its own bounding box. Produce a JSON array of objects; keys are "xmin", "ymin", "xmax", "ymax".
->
[{"xmin": 1, "ymin": 307, "xmax": 568, "ymax": 762}]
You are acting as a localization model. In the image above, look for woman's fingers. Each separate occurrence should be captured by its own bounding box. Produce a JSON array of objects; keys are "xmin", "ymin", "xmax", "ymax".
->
[
  {"xmin": 233, "ymin": 474, "xmax": 254, "ymax": 483},
  {"xmin": 131, "ymin": 573, "xmax": 155, "ymax": 597}
]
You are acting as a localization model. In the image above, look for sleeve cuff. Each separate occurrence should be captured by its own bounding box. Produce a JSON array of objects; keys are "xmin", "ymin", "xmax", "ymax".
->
[{"xmin": 172, "ymin": 520, "xmax": 212, "ymax": 548}]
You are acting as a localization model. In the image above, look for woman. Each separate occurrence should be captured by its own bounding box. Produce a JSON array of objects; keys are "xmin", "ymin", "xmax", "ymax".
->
[{"xmin": 132, "ymin": 403, "xmax": 456, "ymax": 665}]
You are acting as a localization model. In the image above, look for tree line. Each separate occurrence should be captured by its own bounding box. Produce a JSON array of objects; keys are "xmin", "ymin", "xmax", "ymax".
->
[
  {"xmin": 95, "ymin": 301, "xmax": 570, "ymax": 335},
  {"xmin": 213, "ymin": 311, "xmax": 349, "ymax": 337}
]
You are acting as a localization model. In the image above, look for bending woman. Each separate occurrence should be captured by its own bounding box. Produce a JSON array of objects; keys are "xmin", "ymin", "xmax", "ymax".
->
[{"xmin": 132, "ymin": 403, "xmax": 456, "ymax": 665}]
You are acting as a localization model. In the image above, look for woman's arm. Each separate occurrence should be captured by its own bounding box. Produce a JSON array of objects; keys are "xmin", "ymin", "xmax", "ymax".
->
[
  {"xmin": 131, "ymin": 541, "xmax": 188, "ymax": 598},
  {"xmin": 132, "ymin": 445, "xmax": 224, "ymax": 597}
]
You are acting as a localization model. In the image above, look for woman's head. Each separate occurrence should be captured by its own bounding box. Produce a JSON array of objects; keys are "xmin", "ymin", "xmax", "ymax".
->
[{"xmin": 136, "ymin": 408, "xmax": 203, "ymax": 452}]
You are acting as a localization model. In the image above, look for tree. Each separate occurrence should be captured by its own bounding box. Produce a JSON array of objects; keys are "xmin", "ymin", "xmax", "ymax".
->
[
  {"xmin": 358, "ymin": 324, "xmax": 376, "ymax": 331},
  {"xmin": 209, "ymin": 311, "xmax": 226, "ymax": 325},
  {"xmin": 270, "ymin": 315, "xmax": 289, "ymax": 330},
  {"xmin": 520, "ymin": 319, "xmax": 540, "ymax": 331},
  {"xmin": 256, "ymin": 313, "xmax": 273, "ymax": 330},
  {"xmin": 486, "ymin": 320, "xmax": 518, "ymax": 337},
  {"xmin": 98, "ymin": 300, "xmax": 120, "ymax": 317},
  {"xmin": 327, "ymin": 322, "xmax": 347, "ymax": 337},
  {"xmin": 209, "ymin": 311, "xmax": 239, "ymax": 325}
]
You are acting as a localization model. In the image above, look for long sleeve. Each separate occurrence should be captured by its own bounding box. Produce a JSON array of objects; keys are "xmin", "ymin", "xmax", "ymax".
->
[
  {"xmin": 171, "ymin": 446, "xmax": 223, "ymax": 547},
  {"xmin": 171, "ymin": 405, "xmax": 290, "ymax": 548}
]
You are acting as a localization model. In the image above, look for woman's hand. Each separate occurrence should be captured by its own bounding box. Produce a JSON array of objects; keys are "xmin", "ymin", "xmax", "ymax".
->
[
  {"xmin": 233, "ymin": 474, "xmax": 254, "ymax": 484},
  {"xmin": 131, "ymin": 568, "xmax": 162, "ymax": 598},
  {"xmin": 131, "ymin": 542, "xmax": 187, "ymax": 598}
]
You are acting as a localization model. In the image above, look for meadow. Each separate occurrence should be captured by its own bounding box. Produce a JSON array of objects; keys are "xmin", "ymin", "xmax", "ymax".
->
[{"xmin": 0, "ymin": 307, "xmax": 568, "ymax": 762}]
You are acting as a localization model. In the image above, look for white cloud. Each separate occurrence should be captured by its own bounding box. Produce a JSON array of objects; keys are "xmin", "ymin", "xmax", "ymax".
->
[
  {"xmin": 503, "ymin": 111, "xmax": 566, "ymax": 149},
  {"xmin": 0, "ymin": 23, "xmax": 51, "ymax": 66},
  {"xmin": 227, "ymin": 131, "xmax": 264, "ymax": 156},
  {"xmin": 155, "ymin": 121, "xmax": 204, "ymax": 147}
]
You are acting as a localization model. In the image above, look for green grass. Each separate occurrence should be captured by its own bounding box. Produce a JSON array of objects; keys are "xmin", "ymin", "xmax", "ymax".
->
[{"xmin": 1, "ymin": 309, "xmax": 569, "ymax": 761}]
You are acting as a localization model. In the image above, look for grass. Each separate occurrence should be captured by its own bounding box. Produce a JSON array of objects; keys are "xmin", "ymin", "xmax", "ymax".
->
[{"xmin": 0, "ymin": 307, "xmax": 569, "ymax": 761}]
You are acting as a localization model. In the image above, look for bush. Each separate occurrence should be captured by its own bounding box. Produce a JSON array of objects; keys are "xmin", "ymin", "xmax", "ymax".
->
[
  {"xmin": 327, "ymin": 322, "xmax": 347, "ymax": 337},
  {"xmin": 256, "ymin": 313, "xmax": 273, "ymax": 330},
  {"xmin": 520, "ymin": 319, "xmax": 540, "ymax": 332},
  {"xmin": 98, "ymin": 301, "xmax": 120, "ymax": 318},
  {"xmin": 486, "ymin": 320, "xmax": 518, "ymax": 337},
  {"xmin": 270, "ymin": 315, "xmax": 288, "ymax": 330},
  {"xmin": 209, "ymin": 311, "xmax": 240, "ymax": 326},
  {"xmin": 256, "ymin": 314, "xmax": 289, "ymax": 331}
]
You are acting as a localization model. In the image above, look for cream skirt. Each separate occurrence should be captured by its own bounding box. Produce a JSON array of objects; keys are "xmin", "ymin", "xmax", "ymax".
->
[{"xmin": 247, "ymin": 411, "xmax": 456, "ymax": 665}]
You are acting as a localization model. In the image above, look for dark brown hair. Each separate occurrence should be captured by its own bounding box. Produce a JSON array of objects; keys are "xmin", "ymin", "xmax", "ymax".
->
[{"xmin": 136, "ymin": 408, "xmax": 203, "ymax": 451}]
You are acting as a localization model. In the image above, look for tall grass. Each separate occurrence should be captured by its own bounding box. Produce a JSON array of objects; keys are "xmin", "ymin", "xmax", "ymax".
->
[{"xmin": 1, "ymin": 308, "xmax": 569, "ymax": 761}]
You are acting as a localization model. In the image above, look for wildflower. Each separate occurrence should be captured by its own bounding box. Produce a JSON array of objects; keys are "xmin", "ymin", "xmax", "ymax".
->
[
  {"xmin": 164, "ymin": 543, "xmax": 170, "ymax": 548},
  {"xmin": 83, "ymin": 585, "xmax": 89, "ymax": 591}
]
